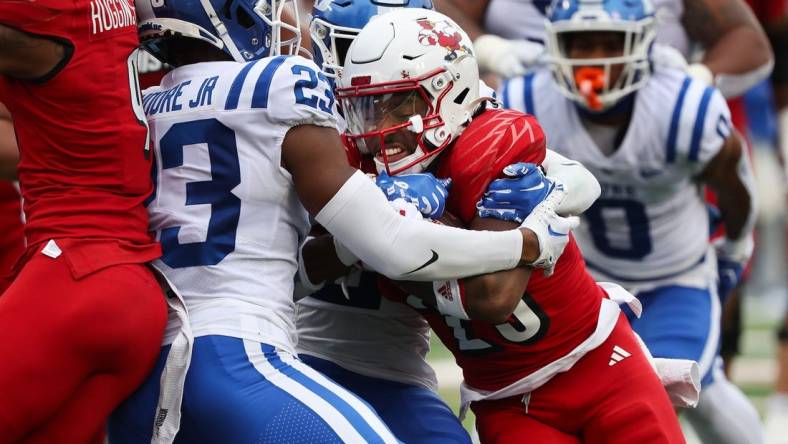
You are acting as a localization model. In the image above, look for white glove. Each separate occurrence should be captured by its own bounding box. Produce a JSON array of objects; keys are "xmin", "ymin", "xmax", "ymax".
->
[
  {"xmin": 519, "ymin": 182, "xmax": 580, "ymax": 276},
  {"xmin": 651, "ymin": 43, "xmax": 688, "ymax": 72},
  {"xmin": 473, "ymin": 34, "xmax": 545, "ymax": 78}
]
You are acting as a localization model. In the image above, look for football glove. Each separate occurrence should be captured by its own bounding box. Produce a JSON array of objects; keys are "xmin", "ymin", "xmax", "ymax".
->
[
  {"xmin": 714, "ymin": 235, "xmax": 754, "ymax": 303},
  {"xmin": 477, "ymin": 162, "xmax": 553, "ymax": 224},
  {"xmin": 519, "ymin": 182, "xmax": 580, "ymax": 276},
  {"xmin": 376, "ymin": 171, "xmax": 451, "ymax": 219},
  {"xmin": 473, "ymin": 34, "xmax": 545, "ymax": 78}
]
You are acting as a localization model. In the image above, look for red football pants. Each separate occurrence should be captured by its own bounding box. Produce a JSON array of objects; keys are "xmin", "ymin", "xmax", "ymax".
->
[
  {"xmin": 0, "ymin": 250, "xmax": 167, "ymax": 443},
  {"xmin": 472, "ymin": 314, "xmax": 685, "ymax": 444}
]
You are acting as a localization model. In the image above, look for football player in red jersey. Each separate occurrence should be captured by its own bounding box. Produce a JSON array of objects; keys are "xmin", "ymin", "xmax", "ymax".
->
[
  {"xmin": 0, "ymin": 1, "xmax": 168, "ymax": 442},
  {"xmin": 304, "ymin": 9, "xmax": 692, "ymax": 443}
]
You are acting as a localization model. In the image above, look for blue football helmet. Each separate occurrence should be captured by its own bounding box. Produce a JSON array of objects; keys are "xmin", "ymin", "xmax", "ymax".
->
[
  {"xmin": 136, "ymin": 0, "xmax": 301, "ymax": 65},
  {"xmin": 544, "ymin": 0, "xmax": 656, "ymax": 111},
  {"xmin": 309, "ymin": 0, "xmax": 434, "ymax": 78}
]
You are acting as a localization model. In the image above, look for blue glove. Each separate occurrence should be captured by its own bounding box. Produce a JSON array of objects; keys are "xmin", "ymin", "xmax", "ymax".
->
[
  {"xmin": 714, "ymin": 234, "xmax": 753, "ymax": 303},
  {"xmin": 707, "ymin": 204, "xmax": 722, "ymax": 236},
  {"xmin": 717, "ymin": 257, "xmax": 744, "ymax": 303},
  {"xmin": 477, "ymin": 162, "xmax": 553, "ymax": 223},
  {"xmin": 375, "ymin": 171, "xmax": 451, "ymax": 219}
]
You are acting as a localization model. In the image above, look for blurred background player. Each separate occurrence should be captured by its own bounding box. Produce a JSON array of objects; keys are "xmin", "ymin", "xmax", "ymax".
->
[
  {"xmin": 297, "ymin": 1, "xmax": 473, "ymax": 443},
  {"xmin": 110, "ymin": 0, "xmax": 576, "ymax": 442},
  {"xmin": 0, "ymin": 1, "xmax": 168, "ymax": 442},
  {"xmin": 327, "ymin": 8, "xmax": 689, "ymax": 443},
  {"xmin": 498, "ymin": 1, "xmax": 763, "ymax": 443},
  {"xmin": 433, "ymin": 0, "xmax": 773, "ymax": 100}
]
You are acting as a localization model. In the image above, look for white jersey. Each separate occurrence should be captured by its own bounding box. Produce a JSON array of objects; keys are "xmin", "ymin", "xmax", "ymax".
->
[
  {"xmin": 296, "ymin": 270, "xmax": 437, "ymax": 390},
  {"xmin": 484, "ymin": 0, "xmax": 691, "ymax": 56},
  {"xmin": 499, "ymin": 67, "xmax": 731, "ymax": 290},
  {"xmin": 144, "ymin": 55, "xmax": 338, "ymax": 353}
]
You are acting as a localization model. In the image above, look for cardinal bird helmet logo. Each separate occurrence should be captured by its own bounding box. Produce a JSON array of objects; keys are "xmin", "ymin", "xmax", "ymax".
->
[{"xmin": 416, "ymin": 18, "xmax": 472, "ymax": 61}]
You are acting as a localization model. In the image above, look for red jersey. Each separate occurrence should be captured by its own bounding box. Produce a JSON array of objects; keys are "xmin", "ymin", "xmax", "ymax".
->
[
  {"xmin": 0, "ymin": 181, "xmax": 24, "ymax": 283},
  {"xmin": 0, "ymin": 0, "xmax": 160, "ymax": 274},
  {"xmin": 391, "ymin": 110, "xmax": 607, "ymax": 391}
]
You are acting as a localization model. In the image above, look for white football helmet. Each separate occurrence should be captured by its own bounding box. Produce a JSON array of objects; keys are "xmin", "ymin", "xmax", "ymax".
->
[
  {"xmin": 335, "ymin": 8, "xmax": 480, "ymax": 175},
  {"xmin": 309, "ymin": 0, "xmax": 434, "ymax": 79},
  {"xmin": 544, "ymin": 0, "xmax": 656, "ymax": 112}
]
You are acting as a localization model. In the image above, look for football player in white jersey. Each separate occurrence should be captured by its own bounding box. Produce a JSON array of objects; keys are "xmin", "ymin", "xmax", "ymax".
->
[
  {"xmin": 108, "ymin": 0, "xmax": 580, "ymax": 442},
  {"xmin": 296, "ymin": 1, "xmax": 474, "ymax": 443},
  {"xmin": 495, "ymin": 1, "xmax": 764, "ymax": 443},
  {"xmin": 434, "ymin": 0, "xmax": 773, "ymax": 98}
]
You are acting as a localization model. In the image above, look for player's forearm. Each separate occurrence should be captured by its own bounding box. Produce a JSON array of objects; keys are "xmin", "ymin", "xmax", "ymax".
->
[
  {"xmin": 316, "ymin": 171, "xmax": 535, "ymax": 281},
  {"xmin": 702, "ymin": 28, "xmax": 773, "ymax": 98},
  {"xmin": 461, "ymin": 217, "xmax": 531, "ymax": 323},
  {"xmin": 704, "ymin": 135, "xmax": 756, "ymax": 240},
  {"xmin": 702, "ymin": 27, "xmax": 772, "ymax": 77},
  {"xmin": 715, "ymin": 181, "xmax": 751, "ymax": 240},
  {"xmin": 396, "ymin": 217, "xmax": 532, "ymax": 324},
  {"xmin": 397, "ymin": 268, "xmax": 528, "ymax": 324},
  {"xmin": 683, "ymin": 0, "xmax": 773, "ymax": 97},
  {"xmin": 300, "ymin": 234, "xmax": 353, "ymax": 286}
]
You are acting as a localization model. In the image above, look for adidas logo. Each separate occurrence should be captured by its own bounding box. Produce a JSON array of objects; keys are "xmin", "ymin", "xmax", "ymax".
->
[
  {"xmin": 437, "ymin": 282, "xmax": 454, "ymax": 301},
  {"xmin": 608, "ymin": 345, "xmax": 631, "ymax": 366}
]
